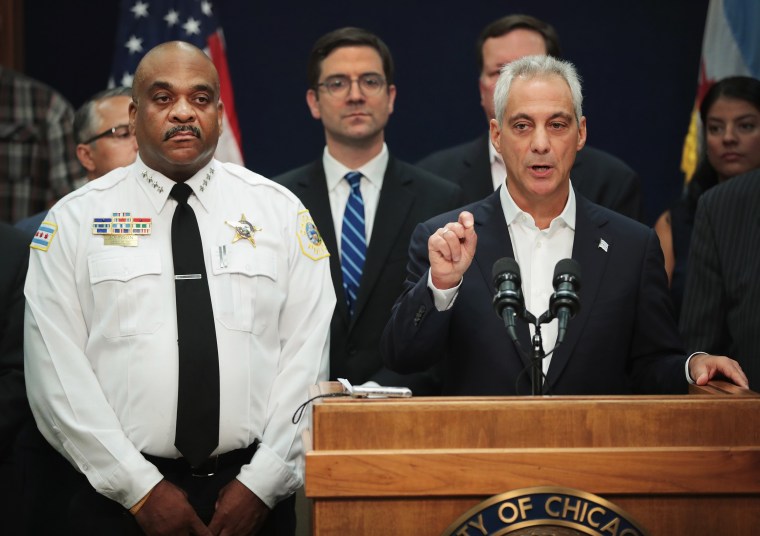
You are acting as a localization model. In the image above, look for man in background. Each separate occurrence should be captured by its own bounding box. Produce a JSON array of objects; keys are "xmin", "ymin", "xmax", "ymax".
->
[
  {"xmin": 0, "ymin": 66, "xmax": 81, "ymax": 223},
  {"xmin": 417, "ymin": 14, "xmax": 642, "ymax": 220},
  {"xmin": 15, "ymin": 86, "xmax": 137, "ymax": 235},
  {"xmin": 276, "ymin": 27, "xmax": 462, "ymax": 395}
]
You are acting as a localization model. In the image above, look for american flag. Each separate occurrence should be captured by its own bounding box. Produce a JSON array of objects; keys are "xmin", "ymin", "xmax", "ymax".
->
[{"xmin": 109, "ymin": 0, "xmax": 244, "ymax": 165}]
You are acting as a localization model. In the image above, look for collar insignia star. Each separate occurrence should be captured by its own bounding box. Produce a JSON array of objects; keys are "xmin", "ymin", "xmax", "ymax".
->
[{"xmin": 225, "ymin": 214, "xmax": 262, "ymax": 247}]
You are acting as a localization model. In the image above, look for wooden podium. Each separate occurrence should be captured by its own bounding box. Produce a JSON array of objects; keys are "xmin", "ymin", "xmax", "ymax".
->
[{"xmin": 305, "ymin": 382, "xmax": 760, "ymax": 535}]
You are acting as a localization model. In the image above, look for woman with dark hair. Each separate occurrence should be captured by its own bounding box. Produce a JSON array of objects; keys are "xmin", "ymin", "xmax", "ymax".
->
[{"xmin": 655, "ymin": 75, "xmax": 760, "ymax": 318}]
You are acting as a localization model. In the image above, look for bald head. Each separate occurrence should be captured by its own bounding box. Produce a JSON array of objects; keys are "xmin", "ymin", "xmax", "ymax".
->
[
  {"xmin": 129, "ymin": 41, "xmax": 224, "ymax": 181},
  {"xmin": 133, "ymin": 41, "xmax": 220, "ymax": 102}
]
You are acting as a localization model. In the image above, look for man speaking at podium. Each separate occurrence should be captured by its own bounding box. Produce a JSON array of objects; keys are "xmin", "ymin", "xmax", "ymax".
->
[{"xmin": 382, "ymin": 55, "xmax": 748, "ymax": 395}]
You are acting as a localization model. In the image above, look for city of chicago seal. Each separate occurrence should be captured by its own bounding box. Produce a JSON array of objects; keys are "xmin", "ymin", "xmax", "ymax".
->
[{"xmin": 442, "ymin": 486, "xmax": 649, "ymax": 536}]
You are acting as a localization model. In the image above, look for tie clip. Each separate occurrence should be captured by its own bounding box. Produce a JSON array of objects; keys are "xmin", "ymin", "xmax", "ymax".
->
[{"xmin": 175, "ymin": 274, "xmax": 202, "ymax": 280}]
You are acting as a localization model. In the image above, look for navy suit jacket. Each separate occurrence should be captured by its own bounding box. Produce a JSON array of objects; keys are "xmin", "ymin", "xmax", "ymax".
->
[
  {"xmin": 680, "ymin": 170, "xmax": 760, "ymax": 387},
  {"xmin": 382, "ymin": 189, "xmax": 687, "ymax": 395},
  {"xmin": 417, "ymin": 134, "xmax": 642, "ymax": 221},
  {"xmin": 275, "ymin": 155, "xmax": 462, "ymax": 394}
]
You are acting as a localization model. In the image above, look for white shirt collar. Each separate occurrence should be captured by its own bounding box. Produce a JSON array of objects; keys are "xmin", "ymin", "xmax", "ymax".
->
[
  {"xmin": 133, "ymin": 154, "xmax": 218, "ymax": 215},
  {"xmin": 499, "ymin": 181, "xmax": 577, "ymax": 231},
  {"xmin": 323, "ymin": 143, "xmax": 389, "ymax": 191}
]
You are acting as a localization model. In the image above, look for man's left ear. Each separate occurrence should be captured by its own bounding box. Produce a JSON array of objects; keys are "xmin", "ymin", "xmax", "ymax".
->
[
  {"xmin": 577, "ymin": 116, "xmax": 587, "ymax": 151},
  {"xmin": 387, "ymin": 84, "xmax": 397, "ymax": 114},
  {"xmin": 128, "ymin": 100, "xmax": 137, "ymax": 133},
  {"xmin": 76, "ymin": 144, "xmax": 96, "ymax": 173},
  {"xmin": 217, "ymin": 100, "xmax": 225, "ymax": 134}
]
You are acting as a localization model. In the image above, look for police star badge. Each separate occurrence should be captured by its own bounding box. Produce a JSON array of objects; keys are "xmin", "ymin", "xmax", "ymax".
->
[{"xmin": 226, "ymin": 214, "xmax": 262, "ymax": 247}]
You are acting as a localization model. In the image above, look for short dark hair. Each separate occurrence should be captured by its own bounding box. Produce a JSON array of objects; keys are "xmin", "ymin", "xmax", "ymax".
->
[
  {"xmin": 307, "ymin": 27, "xmax": 394, "ymax": 90},
  {"xmin": 74, "ymin": 86, "xmax": 132, "ymax": 143},
  {"xmin": 476, "ymin": 14, "xmax": 562, "ymax": 73}
]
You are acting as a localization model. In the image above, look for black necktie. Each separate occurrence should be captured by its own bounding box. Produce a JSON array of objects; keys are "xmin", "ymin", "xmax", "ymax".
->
[{"xmin": 170, "ymin": 183, "xmax": 219, "ymax": 467}]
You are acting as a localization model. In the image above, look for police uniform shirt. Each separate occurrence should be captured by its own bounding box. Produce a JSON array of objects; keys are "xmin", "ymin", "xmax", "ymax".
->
[{"xmin": 23, "ymin": 155, "xmax": 335, "ymax": 510}]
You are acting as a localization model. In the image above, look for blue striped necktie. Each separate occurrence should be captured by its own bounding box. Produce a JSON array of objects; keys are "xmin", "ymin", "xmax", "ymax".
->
[{"xmin": 341, "ymin": 171, "xmax": 366, "ymax": 316}]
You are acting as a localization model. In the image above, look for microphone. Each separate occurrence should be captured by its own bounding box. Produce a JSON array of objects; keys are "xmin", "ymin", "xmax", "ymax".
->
[
  {"xmin": 549, "ymin": 258, "xmax": 581, "ymax": 345},
  {"xmin": 492, "ymin": 258, "xmax": 525, "ymax": 342}
]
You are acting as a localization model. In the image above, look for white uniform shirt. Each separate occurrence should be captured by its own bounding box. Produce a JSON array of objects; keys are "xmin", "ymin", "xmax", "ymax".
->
[{"xmin": 23, "ymin": 156, "xmax": 335, "ymax": 510}]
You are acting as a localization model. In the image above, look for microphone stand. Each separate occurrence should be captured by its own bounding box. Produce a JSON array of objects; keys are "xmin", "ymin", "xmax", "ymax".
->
[
  {"xmin": 530, "ymin": 322, "xmax": 545, "ymax": 396},
  {"xmin": 522, "ymin": 310, "xmax": 553, "ymax": 396}
]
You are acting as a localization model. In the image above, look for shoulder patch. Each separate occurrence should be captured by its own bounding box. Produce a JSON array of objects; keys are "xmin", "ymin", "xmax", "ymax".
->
[
  {"xmin": 296, "ymin": 210, "xmax": 329, "ymax": 260},
  {"xmin": 30, "ymin": 221, "xmax": 58, "ymax": 252}
]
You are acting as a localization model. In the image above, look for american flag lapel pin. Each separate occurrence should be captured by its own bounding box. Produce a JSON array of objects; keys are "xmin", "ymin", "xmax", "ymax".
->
[{"xmin": 598, "ymin": 238, "xmax": 609, "ymax": 252}]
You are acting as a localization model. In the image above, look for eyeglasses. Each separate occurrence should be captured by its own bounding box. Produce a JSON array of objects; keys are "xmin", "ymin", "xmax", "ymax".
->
[
  {"xmin": 82, "ymin": 124, "xmax": 132, "ymax": 145},
  {"xmin": 316, "ymin": 74, "xmax": 387, "ymax": 97}
]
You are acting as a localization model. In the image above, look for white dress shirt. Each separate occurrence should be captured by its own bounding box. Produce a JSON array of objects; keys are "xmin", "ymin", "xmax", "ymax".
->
[
  {"xmin": 24, "ymin": 155, "xmax": 335, "ymax": 510},
  {"xmin": 501, "ymin": 183, "xmax": 575, "ymax": 373},
  {"xmin": 323, "ymin": 143, "xmax": 388, "ymax": 255}
]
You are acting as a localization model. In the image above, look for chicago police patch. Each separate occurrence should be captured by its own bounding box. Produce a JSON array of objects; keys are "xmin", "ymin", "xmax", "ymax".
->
[{"xmin": 296, "ymin": 210, "xmax": 329, "ymax": 260}]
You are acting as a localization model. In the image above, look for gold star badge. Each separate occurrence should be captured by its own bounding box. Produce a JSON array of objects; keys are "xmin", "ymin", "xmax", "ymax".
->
[{"xmin": 225, "ymin": 214, "xmax": 262, "ymax": 247}]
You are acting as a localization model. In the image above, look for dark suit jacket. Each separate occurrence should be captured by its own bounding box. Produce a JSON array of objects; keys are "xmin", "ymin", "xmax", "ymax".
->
[
  {"xmin": 417, "ymin": 134, "xmax": 642, "ymax": 221},
  {"xmin": 0, "ymin": 222, "xmax": 31, "ymax": 456},
  {"xmin": 382, "ymin": 189, "xmax": 687, "ymax": 395},
  {"xmin": 680, "ymin": 170, "xmax": 760, "ymax": 388},
  {"xmin": 275, "ymin": 156, "xmax": 463, "ymax": 394}
]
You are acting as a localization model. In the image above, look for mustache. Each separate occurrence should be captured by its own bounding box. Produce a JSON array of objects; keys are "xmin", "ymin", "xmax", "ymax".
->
[{"xmin": 164, "ymin": 125, "xmax": 201, "ymax": 141}]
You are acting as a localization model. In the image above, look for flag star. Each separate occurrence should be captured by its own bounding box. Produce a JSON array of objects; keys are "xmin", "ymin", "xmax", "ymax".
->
[
  {"xmin": 182, "ymin": 17, "xmax": 201, "ymax": 35},
  {"xmin": 130, "ymin": 1, "xmax": 149, "ymax": 18},
  {"xmin": 125, "ymin": 35, "xmax": 143, "ymax": 54},
  {"xmin": 164, "ymin": 9, "xmax": 180, "ymax": 26},
  {"xmin": 121, "ymin": 72, "xmax": 134, "ymax": 87},
  {"xmin": 201, "ymin": 1, "xmax": 213, "ymax": 16}
]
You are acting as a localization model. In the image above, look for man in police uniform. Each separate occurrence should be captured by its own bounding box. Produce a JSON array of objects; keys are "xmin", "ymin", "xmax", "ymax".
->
[{"xmin": 24, "ymin": 41, "xmax": 334, "ymax": 535}]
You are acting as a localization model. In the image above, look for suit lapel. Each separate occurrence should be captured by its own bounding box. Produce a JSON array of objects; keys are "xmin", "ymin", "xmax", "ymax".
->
[
  {"xmin": 352, "ymin": 156, "xmax": 412, "ymax": 322},
  {"xmin": 470, "ymin": 190, "xmax": 533, "ymax": 370},
  {"xmin": 463, "ymin": 135, "xmax": 496, "ymax": 202},
  {"xmin": 544, "ymin": 194, "xmax": 611, "ymax": 390},
  {"xmin": 294, "ymin": 162, "xmax": 349, "ymax": 323}
]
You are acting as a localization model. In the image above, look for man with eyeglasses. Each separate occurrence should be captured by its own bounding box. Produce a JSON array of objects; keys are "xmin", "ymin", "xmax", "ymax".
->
[
  {"xmin": 276, "ymin": 27, "xmax": 462, "ymax": 395},
  {"xmin": 75, "ymin": 87, "xmax": 138, "ymax": 182},
  {"xmin": 15, "ymin": 87, "xmax": 138, "ymax": 236}
]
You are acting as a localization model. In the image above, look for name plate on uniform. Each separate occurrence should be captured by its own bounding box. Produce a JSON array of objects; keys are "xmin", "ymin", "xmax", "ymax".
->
[{"xmin": 103, "ymin": 235, "xmax": 139, "ymax": 247}]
